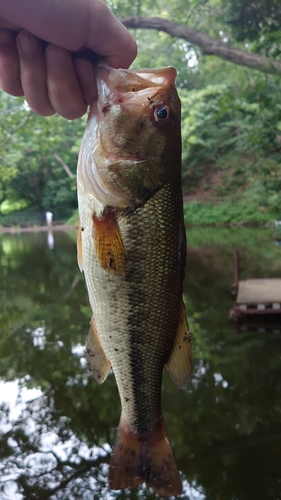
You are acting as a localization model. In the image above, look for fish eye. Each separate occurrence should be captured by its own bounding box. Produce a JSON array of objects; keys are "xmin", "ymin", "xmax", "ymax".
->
[{"xmin": 154, "ymin": 105, "xmax": 170, "ymax": 124}]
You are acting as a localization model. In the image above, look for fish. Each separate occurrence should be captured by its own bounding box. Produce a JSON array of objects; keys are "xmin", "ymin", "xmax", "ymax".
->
[{"xmin": 76, "ymin": 63, "xmax": 192, "ymax": 496}]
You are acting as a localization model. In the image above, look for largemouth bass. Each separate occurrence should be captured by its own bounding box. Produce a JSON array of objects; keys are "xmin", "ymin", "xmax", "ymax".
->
[{"xmin": 77, "ymin": 64, "xmax": 192, "ymax": 496}]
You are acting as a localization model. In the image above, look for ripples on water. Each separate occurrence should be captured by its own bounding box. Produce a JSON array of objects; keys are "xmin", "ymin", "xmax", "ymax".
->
[{"xmin": 0, "ymin": 228, "xmax": 281, "ymax": 500}]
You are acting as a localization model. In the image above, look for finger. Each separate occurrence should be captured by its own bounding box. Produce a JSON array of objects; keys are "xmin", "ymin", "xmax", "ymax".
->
[
  {"xmin": 0, "ymin": 28, "xmax": 23, "ymax": 95},
  {"xmin": 87, "ymin": 2, "xmax": 138, "ymax": 69},
  {"xmin": 73, "ymin": 57, "xmax": 97, "ymax": 106},
  {"xmin": 103, "ymin": 33, "xmax": 138, "ymax": 70},
  {"xmin": 16, "ymin": 30, "xmax": 55, "ymax": 116},
  {"xmin": 45, "ymin": 44, "xmax": 88, "ymax": 120},
  {"xmin": 0, "ymin": 18, "xmax": 20, "ymax": 30},
  {"xmin": 0, "ymin": 0, "xmax": 137, "ymax": 67}
]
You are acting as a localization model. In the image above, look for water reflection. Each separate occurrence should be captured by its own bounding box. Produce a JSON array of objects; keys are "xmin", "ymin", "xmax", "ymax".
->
[
  {"xmin": 0, "ymin": 228, "xmax": 281, "ymax": 499},
  {"xmin": 47, "ymin": 231, "xmax": 54, "ymax": 250}
]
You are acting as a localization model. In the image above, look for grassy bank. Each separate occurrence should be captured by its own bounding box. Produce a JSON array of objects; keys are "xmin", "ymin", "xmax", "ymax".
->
[{"xmin": 183, "ymin": 200, "xmax": 276, "ymax": 226}]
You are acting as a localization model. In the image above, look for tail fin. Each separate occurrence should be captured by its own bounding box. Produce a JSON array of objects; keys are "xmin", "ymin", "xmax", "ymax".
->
[{"xmin": 108, "ymin": 420, "xmax": 182, "ymax": 496}]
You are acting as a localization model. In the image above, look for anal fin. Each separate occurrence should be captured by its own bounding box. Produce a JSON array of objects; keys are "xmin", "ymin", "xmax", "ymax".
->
[
  {"xmin": 92, "ymin": 206, "xmax": 126, "ymax": 275},
  {"xmin": 165, "ymin": 300, "xmax": 192, "ymax": 389},
  {"xmin": 85, "ymin": 318, "xmax": 111, "ymax": 384}
]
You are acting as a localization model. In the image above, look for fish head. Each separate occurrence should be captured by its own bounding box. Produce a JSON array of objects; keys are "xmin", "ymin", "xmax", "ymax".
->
[{"xmin": 78, "ymin": 65, "xmax": 181, "ymax": 208}]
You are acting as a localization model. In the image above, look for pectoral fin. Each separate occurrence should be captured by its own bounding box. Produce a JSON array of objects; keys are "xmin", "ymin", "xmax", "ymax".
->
[
  {"xmin": 92, "ymin": 206, "xmax": 126, "ymax": 275},
  {"xmin": 165, "ymin": 300, "xmax": 192, "ymax": 389},
  {"xmin": 86, "ymin": 318, "xmax": 111, "ymax": 384},
  {"xmin": 77, "ymin": 223, "xmax": 83, "ymax": 272}
]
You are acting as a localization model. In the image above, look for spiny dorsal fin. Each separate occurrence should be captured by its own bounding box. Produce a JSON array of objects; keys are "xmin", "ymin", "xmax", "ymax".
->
[
  {"xmin": 77, "ymin": 223, "xmax": 83, "ymax": 272},
  {"xmin": 86, "ymin": 318, "xmax": 111, "ymax": 384},
  {"xmin": 165, "ymin": 300, "xmax": 192, "ymax": 389},
  {"xmin": 92, "ymin": 206, "xmax": 126, "ymax": 275}
]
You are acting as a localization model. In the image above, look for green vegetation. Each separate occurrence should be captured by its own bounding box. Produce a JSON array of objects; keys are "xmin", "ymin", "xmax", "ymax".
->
[
  {"xmin": 1, "ymin": 0, "xmax": 281, "ymax": 225},
  {"xmin": 180, "ymin": 65, "xmax": 281, "ymax": 223},
  {"xmin": 184, "ymin": 199, "xmax": 272, "ymax": 225},
  {"xmin": 0, "ymin": 95, "xmax": 85, "ymax": 221}
]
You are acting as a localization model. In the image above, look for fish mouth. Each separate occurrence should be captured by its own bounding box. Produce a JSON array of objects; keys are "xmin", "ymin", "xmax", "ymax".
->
[
  {"xmin": 96, "ymin": 63, "xmax": 178, "ymax": 129},
  {"xmin": 97, "ymin": 62, "xmax": 177, "ymax": 97}
]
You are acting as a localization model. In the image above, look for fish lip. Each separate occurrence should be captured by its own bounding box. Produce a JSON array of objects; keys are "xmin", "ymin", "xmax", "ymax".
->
[
  {"xmin": 106, "ymin": 152, "xmax": 146, "ymax": 164},
  {"xmin": 97, "ymin": 62, "xmax": 178, "ymax": 94}
]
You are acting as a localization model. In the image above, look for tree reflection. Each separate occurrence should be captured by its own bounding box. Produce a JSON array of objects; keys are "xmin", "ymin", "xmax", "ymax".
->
[{"xmin": 0, "ymin": 229, "xmax": 281, "ymax": 499}]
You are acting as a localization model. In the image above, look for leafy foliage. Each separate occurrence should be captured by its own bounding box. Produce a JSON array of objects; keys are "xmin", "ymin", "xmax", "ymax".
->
[
  {"xmin": 179, "ymin": 58, "xmax": 281, "ymax": 220},
  {"xmin": 0, "ymin": 94, "xmax": 85, "ymax": 216},
  {"xmin": 226, "ymin": 0, "xmax": 281, "ymax": 57},
  {"xmin": 184, "ymin": 199, "xmax": 270, "ymax": 225}
]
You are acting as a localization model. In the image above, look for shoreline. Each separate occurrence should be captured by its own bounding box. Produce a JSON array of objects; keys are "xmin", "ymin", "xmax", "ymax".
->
[
  {"xmin": 0, "ymin": 222, "xmax": 272, "ymax": 234},
  {"xmin": 0, "ymin": 224, "xmax": 77, "ymax": 234}
]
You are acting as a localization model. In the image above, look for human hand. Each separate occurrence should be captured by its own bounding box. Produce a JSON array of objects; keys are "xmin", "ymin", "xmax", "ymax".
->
[{"xmin": 0, "ymin": 0, "xmax": 137, "ymax": 119}]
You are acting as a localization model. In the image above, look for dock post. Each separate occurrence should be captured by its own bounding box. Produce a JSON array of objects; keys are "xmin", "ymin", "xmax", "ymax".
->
[{"xmin": 232, "ymin": 250, "xmax": 240, "ymax": 289}]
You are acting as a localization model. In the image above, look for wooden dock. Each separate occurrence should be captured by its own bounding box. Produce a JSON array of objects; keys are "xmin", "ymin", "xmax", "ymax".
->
[
  {"xmin": 231, "ymin": 279, "xmax": 281, "ymax": 319},
  {"xmin": 237, "ymin": 279, "xmax": 281, "ymax": 306},
  {"xmin": 230, "ymin": 250, "xmax": 281, "ymax": 320}
]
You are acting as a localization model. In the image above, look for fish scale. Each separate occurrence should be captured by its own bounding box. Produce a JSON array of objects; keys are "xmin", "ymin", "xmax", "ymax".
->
[{"xmin": 82, "ymin": 184, "xmax": 183, "ymax": 430}]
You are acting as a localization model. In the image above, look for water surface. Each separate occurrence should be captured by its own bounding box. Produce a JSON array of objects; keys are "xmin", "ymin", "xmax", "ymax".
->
[{"xmin": 0, "ymin": 227, "xmax": 280, "ymax": 500}]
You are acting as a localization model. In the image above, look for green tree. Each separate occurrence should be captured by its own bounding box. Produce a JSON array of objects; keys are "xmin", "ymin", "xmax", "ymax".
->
[{"xmin": 0, "ymin": 94, "xmax": 85, "ymax": 216}]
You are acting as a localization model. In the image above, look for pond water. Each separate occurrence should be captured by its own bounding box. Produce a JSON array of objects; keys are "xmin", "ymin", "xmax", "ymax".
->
[{"xmin": 0, "ymin": 227, "xmax": 281, "ymax": 500}]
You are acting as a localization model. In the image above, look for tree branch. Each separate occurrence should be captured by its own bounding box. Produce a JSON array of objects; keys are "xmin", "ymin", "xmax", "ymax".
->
[
  {"xmin": 0, "ymin": 112, "xmax": 33, "ymax": 149},
  {"xmin": 121, "ymin": 16, "xmax": 281, "ymax": 76},
  {"xmin": 53, "ymin": 153, "xmax": 75, "ymax": 179},
  {"xmin": 37, "ymin": 453, "xmax": 110, "ymax": 500}
]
